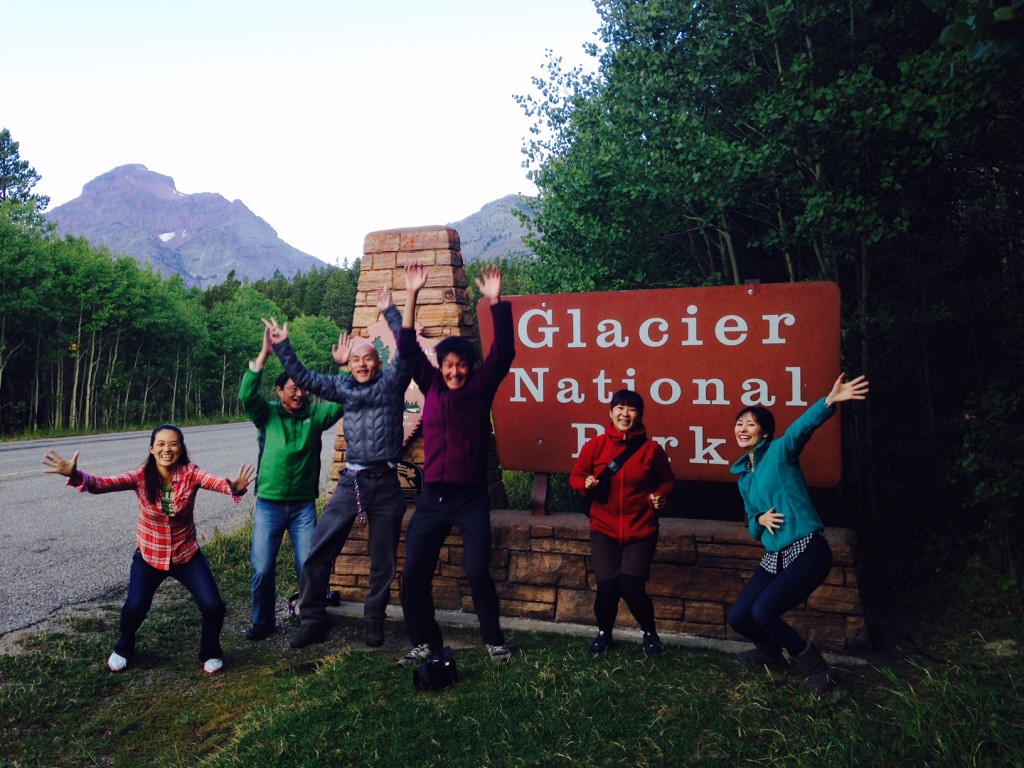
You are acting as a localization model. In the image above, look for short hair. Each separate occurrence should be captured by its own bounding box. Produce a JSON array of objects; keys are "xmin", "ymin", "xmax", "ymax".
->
[
  {"xmin": 275, "ymin": 372, "xmax": 291, "ymax": 389},
  {"xmin": 610, "ymin": 389, "xmax": 645, "ymax": 416},
  {"xmin": 436, "ymin": 336, "xmax": 479, "ymax": 367},
  {"xmin": 735, "ymin": 406, "xmax": 775, "ymax": 439}
]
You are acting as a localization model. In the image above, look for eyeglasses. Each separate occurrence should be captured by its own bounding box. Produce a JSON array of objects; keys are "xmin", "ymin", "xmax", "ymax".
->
[{"xmin": 281, "ymin": 385, "xmax": 304, "ymax": 395}]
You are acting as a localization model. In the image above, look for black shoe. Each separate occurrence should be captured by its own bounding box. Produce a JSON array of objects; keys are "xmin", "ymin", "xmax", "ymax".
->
[
  {"xmin": 365, "ymin": 619, "xmax": 385, "ymax": 648},
  {"xmin": 245, "ymin": 623, "xmax": 276, "ymax": 642},
  {"xmin": 589, "ymin": 630, "xmax": 614, "ymax": 653},
  {"xmin": 290, "ymin": 624, "xmax": 327, "ymax": 649},
  {"xmin": 642, "ymin": 630, "xmax": 664, "ymax": 655}
]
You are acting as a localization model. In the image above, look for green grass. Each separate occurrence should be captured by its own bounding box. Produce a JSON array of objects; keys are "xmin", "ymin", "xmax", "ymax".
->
[{"xmin": 2, "ymin": 527, "xmax": 1023, "ymax": 768}]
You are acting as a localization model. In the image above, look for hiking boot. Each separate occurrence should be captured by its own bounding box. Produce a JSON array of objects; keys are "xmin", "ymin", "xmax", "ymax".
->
[
  {"xmin": 487, "ymin": 644, "xmax": 513, "ymax": 662},
  {"xmin": 642, "ymin": 630, "xmax": 664, "ymax": 655},
  {"xmin": 398, "ymin": 643, "xmax": 435, "ymax": 668},
  {"xmin": 365, "ymin": 619, "xmax": 385, "ymax": 648},
  {"xmin": 290, "ymin": 624, "xmax": 327, "ymax": 649},
  {"xmin": 245, "ymin": 623, "xmax": 275, "ymax": 642},
  {"xmin": 107, "ymin": 651, "xmax": 128, "ymax": 673},
  {"xmin": 203, "ymin": 658, "xmax": 224, "ymax": 675},
  {"xmin": 735, "ymin": 640, "xmax": 785, "ymax": 666},
  {"xmin": 588, "ymin": 630, "xmax": 614, "ymax": 653},
  {"xmin": 794, "ymin": 642, "xmax": 835, "ymax": 695}
]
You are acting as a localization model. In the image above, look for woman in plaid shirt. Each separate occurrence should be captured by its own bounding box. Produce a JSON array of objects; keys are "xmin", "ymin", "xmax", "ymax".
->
[{"xmin": 42, "ymin": 424, "xmax": 255, "ymax": 675}]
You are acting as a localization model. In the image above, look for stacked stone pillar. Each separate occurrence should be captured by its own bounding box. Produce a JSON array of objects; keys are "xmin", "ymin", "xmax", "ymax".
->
[{"xmin": 326, "ymin": 226, "xmax": 471, "ymax": 494}]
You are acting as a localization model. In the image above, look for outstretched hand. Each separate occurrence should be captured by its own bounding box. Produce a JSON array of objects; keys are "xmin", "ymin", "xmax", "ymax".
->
[
  {"xmin": 229, "ymin": 463, "xmax": 257, "ymax": 495},
  {"xmin": 42, "ymin": 449, "xmax": 79, "ymax": 478},
  {"xmin": 333, "ymin": 333, "xmax": 354, "ymax": 366},
  {"xmin": 377, "ymin": 286, "xmax": 393, "ymax": 312},
  {"xmin": 261, "ymin": 317, "xmax": 289, "ymax": 345},
  {"xmin": 476, "ymin": 266, "xmax": 503, "ymax": 304},
  {"xmin": 825, "ymin": 373, "xmax": 869, "ymax": 407},
  {"xmin": 404, "ymin": 263, "xmax": 428, "ymax": 293}
]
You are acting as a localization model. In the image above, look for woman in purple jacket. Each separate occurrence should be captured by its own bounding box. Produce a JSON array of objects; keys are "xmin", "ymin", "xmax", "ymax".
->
[{"xmin": 396, "ymin": 263, "xmax": 515, "ymax": 667}]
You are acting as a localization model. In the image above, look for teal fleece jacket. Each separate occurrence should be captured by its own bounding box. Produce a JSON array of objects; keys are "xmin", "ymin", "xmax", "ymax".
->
[
  {"xmin": 729, "ymin": 397, "xmax": 836, "ymax": 552},
  {"xmin": 239, "ymin": 367, "xmax": 344, "ymax": 502}
]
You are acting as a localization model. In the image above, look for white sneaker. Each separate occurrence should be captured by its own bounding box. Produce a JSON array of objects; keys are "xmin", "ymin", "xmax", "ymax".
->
[
  {"xmin": 487, "ymin": 644, "xmax": 513, "ymax": 663},
  {"xmin": 107, "ymin": 651, "xmax": 128, "ymax": 673},
  {"xmin": 203, "ymin": 658, "xmax": 224, "ymax": 675},
  {"xmin": 398, "ymin": 643, "xmax": 434, "ymax": 667}
]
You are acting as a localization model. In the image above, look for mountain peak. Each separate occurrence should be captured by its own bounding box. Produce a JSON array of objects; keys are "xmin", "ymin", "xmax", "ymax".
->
[{"xmin": 46, "ymin": 165, "xmax": 324, "ymax": 288}]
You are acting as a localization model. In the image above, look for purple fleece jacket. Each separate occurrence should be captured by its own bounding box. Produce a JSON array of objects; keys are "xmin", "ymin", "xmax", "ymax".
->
[{"xmin": 398, "ymin": 301, "xmax": 515, "ymax": 485}]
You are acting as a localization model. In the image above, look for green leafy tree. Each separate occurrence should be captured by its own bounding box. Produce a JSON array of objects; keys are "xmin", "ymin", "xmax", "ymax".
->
[
  {"xmin": 318, "ymin": 260, "xmax": 360, "ymax": 330},
  {"xmin": 286, "ymin": 314, "xmax": 344, "ymax": 378},
  {"xmin": 0, "ymin": 128, "xmax": 50, "ymax": 228}
]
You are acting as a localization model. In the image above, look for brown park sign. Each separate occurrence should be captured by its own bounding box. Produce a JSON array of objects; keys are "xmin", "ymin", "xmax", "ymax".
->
[{"xmin": 479, "ymin": 282, "xmax": 842, "ymax": 486}]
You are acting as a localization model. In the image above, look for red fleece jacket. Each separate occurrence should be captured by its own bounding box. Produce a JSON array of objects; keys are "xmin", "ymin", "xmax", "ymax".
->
[{"xmin": 570, "ymin": 423, "xmax": 676, "ymax": 542}]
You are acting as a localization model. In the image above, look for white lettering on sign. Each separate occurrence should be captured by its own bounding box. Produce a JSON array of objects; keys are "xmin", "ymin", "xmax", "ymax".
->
[
  {"xmin": 508, "ymin": 367, "xmax": 806, "ymax": 409},
  {"xmin": 689, "ymin": 427, "xmax": 729, "ymax": 465},
  {"xmin": 490, "ymin": 284, "xmax": 840, "ymax": 484},
  {"xmin": 573, "ymin": 424, "xmax": 680, "ymax": 460},
  {"xmin": 516, "ymin": 305, "xmax": 796, "ymax": 349},
  {"xmin": 764, "ymin": 313, "xmax": 796, "ymax": 343},
  {"xmin": 570, "ymin": 423, "xmax": 602, "ymax": 458}
]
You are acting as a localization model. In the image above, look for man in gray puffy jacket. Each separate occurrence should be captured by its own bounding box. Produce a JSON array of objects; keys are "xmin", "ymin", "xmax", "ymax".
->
[{"xmin": 263, "ymin": 287, "xmax": 411, "ymax": 648}]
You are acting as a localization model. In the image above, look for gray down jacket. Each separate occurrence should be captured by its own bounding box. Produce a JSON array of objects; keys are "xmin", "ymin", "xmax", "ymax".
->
[{"xmin": 272, "ymin": 305, "xmax": 412, "ymax": 466}]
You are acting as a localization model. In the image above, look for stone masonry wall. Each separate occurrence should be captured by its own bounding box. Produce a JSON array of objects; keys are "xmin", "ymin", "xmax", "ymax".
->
[{"xmin": 329, "ymin": 511, "xmax": 868, "ymax": 653}]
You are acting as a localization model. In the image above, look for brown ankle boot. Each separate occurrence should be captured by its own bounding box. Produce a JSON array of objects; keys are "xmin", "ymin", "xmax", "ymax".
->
[{"xmin": 794, "ymin": 642, "xmax": 835, "ymax": 694}]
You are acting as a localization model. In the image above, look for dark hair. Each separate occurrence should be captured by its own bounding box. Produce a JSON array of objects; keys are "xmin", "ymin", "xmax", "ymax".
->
[
  {"xmin": 274, "ymin": 372, "xmax": 291, "ymax": 390},
  {"xmin": 436, "ymin": 336, "xmax": 479, "ymax": 367},
  {"xmin": 610, "ymin": 389, "xmax": 645, "ymax": 416},
  {"xmin": 735, "ymin": 406, "xmax": 775, "ymax": 440},
  {"xmin": 144, "ymin": 423, "xmax": 190, "ymax": 504}
]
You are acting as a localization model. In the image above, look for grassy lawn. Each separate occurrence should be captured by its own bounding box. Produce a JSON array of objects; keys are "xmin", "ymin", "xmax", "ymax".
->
[{"xmin": 2, "ymin": 525, "xmax": 1022, "ymax": 768}]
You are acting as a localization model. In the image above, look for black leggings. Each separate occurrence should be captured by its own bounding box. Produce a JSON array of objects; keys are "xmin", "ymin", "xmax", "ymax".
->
[{"xmin": 594, "ymin": 574, "xmax": 656, "ymax": 633}]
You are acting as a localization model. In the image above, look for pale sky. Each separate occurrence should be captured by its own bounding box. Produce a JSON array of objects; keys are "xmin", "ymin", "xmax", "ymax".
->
[{"xmin": 4, "ymin": 0, "xmax": 601, "ymax": 266}]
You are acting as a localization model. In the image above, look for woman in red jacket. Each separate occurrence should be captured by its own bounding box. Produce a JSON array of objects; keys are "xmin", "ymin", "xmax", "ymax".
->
[{"xmin": 570, "ymin": 390, "xmax": 675, "ymax": 654}]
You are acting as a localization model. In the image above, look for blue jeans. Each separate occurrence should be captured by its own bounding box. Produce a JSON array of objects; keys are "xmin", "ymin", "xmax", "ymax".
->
[
  {"xmin": 727, "ymin": 533, "xmax": 833, "ymax": 656},
  {"xmin": 115, "ymin": 548, "xmax": 226, "ymax": 662},
  {"xmin": 297, "ymin": 470, "xmax": 405, "ymax": 628},
  {"xmin": 400, "ymin": 483, "xmax": 505, "ymax": 648},
  {"xmin": 250, "ymin": 498, "xmax": 317, "ymax": 629}
]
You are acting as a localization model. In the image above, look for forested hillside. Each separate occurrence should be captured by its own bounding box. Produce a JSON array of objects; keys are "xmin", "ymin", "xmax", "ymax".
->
[{"xmin": 0, "ymin": 132, "xmax": 358, "ymax": 435}]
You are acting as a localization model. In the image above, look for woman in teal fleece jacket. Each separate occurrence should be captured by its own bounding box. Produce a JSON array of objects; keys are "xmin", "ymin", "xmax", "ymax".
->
[{"xmin": 727, "ymin": 373, "xmax": 868, "ymax": 694}]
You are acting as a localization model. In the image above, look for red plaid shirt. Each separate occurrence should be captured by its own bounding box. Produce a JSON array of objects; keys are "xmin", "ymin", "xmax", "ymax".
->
[{"xmin": 71, "ymin": 463, "xmax": 244, "ymax": 570}]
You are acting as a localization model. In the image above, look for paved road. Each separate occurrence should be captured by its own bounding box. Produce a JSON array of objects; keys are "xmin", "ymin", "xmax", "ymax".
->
[{"xmin": 0, "ymin": 422, "xmax": 337, "ymax": 640}]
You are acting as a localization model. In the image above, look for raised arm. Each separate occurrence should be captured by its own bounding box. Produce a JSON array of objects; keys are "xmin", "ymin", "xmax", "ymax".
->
[
  {"xmin": 402, "ymin": 264, "xmax": 428, "ymax": 329},
  {"xmin": 255, "ymin": 324, "xmax": 273, "ymax": 369},
  {"xmin": 240, "ymin": 325, "xmax": 273, "ymax": 425}
]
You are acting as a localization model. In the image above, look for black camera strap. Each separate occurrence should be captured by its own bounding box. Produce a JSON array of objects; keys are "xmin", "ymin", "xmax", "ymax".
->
[{"xmin": 590, "ymin": 436, "xmax": 648, "ymax": 507}]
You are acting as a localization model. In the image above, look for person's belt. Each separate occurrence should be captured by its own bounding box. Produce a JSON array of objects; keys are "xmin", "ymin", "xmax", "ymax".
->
[{"xmin": 348, "ymin": 463, "xmax": 393, "ymax": 478}]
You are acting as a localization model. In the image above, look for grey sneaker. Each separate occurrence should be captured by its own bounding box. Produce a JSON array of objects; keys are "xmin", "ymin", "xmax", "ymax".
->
[
  {"xmin": 487, "ymin": 644, "xmax": 513, "ymax": 662},
  {"xmin": 398, "ymin": 643, "xmax": 434, "ymax": 667}
]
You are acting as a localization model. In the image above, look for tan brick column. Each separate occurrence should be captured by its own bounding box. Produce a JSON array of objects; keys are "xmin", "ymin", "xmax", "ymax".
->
[{"xmin": 326, "ymin": 225, "xmax": 506, "ymax": 507}]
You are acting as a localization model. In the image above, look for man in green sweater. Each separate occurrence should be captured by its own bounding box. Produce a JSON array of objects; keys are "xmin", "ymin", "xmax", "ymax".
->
[{"xmin": 239, "ymin": 325, "xmax": 344, "ymax": 641}]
